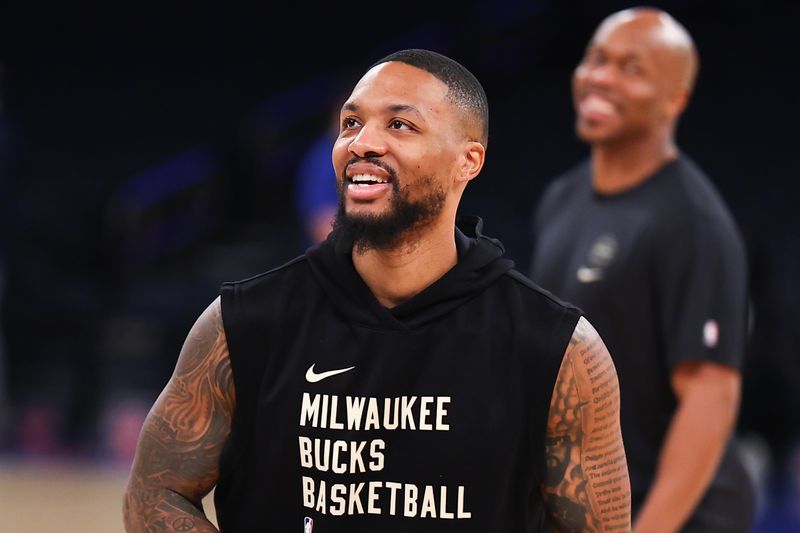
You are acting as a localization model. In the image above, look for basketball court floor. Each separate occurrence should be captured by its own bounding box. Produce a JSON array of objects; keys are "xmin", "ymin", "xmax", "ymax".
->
[{"xmin": 0, "ymin": 457, "xmax": 217, "ymax": 532}]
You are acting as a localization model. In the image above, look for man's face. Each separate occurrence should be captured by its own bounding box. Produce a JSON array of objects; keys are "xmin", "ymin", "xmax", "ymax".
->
[
  {"xmin": 331, "ymin": 61, "xmax": 463, "ymax": 251},
  {"xmin": 572, "ymin": 15, "xmax": 681, "ymax": 145}
]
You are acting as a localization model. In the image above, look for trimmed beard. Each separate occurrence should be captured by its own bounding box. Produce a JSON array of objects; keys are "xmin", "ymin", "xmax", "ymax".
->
[{"xmin": 331, "ymin": 174, "xmax": 446, "ymax": 254}]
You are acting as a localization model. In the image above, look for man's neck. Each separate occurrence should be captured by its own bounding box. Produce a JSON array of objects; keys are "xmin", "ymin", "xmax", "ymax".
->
[
  {"xmin": 352, "ymin": 220, "xmax": 458, "ymax": 309},
  {"xmin": 591, "ymin": 134, "xmax": 678, "ymax": 194}
]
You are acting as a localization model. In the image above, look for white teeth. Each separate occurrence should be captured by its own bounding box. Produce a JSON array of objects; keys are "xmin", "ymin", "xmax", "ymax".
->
[
  {"xmin": 583, "ymin": 94, "xmax": 615, "ymax": 114},
  {"xmin": 350, "ymin": 173, "xmax": 388, "ymax": 184}
]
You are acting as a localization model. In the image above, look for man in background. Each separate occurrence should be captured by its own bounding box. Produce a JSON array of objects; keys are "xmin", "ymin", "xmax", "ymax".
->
[{"xmin": 529, "ymin": 8, "xmax": 754, "ymax": 532}]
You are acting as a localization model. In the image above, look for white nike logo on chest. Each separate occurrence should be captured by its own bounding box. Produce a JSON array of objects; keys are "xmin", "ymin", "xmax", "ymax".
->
[{"xmin": 305, "ymin": 363, "xmax": 356, "ymax": 383}]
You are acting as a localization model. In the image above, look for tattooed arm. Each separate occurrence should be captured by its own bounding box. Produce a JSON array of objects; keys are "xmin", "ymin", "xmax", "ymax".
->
[
  {"xmin": 541, "ymin": 316, "xmax": 632, "ymax": 532},
  {"xmin": 123, "ymin": 297, "xmax": 234, "ymax": 532}
]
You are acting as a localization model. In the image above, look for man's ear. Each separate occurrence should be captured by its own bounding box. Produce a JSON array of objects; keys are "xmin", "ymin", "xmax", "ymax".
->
[
  {"xmin": 664, "ymin": 88, "xmax": 691, "ymax": 121},
  {"xmin": 456, "ymin": 141, "xmax": 486, "ymax": 184}
]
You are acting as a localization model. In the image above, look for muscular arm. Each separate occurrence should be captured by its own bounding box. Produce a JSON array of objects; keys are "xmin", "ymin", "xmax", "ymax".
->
[
  {"xmin": 123, "ymin": 297, "xmax": 234, "ymax": 532},
  {"xmin": 541, "ymin": 316, "xmax": 632, "ymax": 532},
  {"xmin": 633, "ymin": 361, "xmax": 740, "ymax": 533}
]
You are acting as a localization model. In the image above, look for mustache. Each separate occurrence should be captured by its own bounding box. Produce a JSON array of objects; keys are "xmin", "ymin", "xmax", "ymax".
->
[{"xmin": 344, "ymin": 156, "xmax": 398, "ymax": 183}]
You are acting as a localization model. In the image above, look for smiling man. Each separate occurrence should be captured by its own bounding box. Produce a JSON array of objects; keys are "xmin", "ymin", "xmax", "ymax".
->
[
  {"xmin": 123, "ymin": 49, "xmax": 631, "ymax": 532},
  {"xmin": 528, "ymin": 8, "xmax": 754, "ymax": 532}
]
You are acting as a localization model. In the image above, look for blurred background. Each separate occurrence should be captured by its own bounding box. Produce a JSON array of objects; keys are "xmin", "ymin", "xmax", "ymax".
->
[{"xmin": 0, "ymin": 0, "xmax": 798, "ymax": 531}]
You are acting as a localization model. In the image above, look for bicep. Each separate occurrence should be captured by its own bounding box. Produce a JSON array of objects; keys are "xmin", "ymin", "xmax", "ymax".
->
[
  {"xmin": 129, "ymin": 297, "xmax": 235, "ymax": 503},
  {"xmin": 541, "ymin": 316, "xmax": 631, "ymax": 531},
  {"xmin": 671, "ymin": 360, "xmax": 741, "ymax": 406}
]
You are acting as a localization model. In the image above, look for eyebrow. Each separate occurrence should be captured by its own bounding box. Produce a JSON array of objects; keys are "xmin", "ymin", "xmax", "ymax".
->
[
  {"xmin": 588, "ymin": 44, "xmax": 648, "ymax": 64},
  {"xmin": 342, "ymin": 102, "xmax": 424, "ymax": 119},
  {"xmin": 388, "ymin": 104, "xmax": 423, "ymax": 118}
]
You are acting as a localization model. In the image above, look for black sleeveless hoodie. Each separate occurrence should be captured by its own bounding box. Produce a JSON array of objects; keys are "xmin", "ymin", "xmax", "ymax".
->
[{"xmin": 215, "ymin": 216, "xmax": 581, "ymax": 532}]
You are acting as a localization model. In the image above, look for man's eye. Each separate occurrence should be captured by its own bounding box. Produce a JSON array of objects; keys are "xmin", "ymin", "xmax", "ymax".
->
[
  {"xmin": 389, "ymin": 120, "xmax": 409, "ymax": 130},
  {"xmin": 623, "ymin": 62, "xmax": 643, "ymax": 75},
  {"xmin": 584, "ymin": 51, "xmax": 604, "ymax": 66},
  {"xmin": 343, "ymin": 117, "xmax": 359, "ymax": 129}
]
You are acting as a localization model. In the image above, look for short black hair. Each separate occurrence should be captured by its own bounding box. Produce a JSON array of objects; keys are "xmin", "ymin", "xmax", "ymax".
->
[{"xmin": 371, "ymin": 48, "xmax": 489, "ymax": 146}]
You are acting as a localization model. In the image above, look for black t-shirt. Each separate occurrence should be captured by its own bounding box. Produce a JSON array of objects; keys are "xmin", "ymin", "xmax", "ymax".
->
[
  {"xmin": 529, "ymin": 155, "xmax": 754, "ymax": 531},
  {"xmin": 215, "ymin": 216, "xmax": 581, "ymax": 532}
]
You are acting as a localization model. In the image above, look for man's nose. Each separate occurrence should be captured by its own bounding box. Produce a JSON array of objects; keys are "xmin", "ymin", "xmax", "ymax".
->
[
  {"xmin": 583, "ymin": 62, "xmax": 616, "ymax": 86},
  {"xmin": 349, "ymin": 123, "xmax": 387, "ymax": 158}
]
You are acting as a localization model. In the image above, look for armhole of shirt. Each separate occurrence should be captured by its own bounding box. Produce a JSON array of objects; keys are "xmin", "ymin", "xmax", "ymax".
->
[
  {"xmin": 530, "ymin": 306, "xmax": 582, "ymax": 488},
  {"xmin": 216, "ymin": 281, "xmax": 261, "ymax": 494}
]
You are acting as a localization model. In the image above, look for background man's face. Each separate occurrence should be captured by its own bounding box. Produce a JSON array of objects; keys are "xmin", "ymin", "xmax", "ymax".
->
[{"xmin": 572, "ymin": 16, "xmax": 681, "ymax": 146}]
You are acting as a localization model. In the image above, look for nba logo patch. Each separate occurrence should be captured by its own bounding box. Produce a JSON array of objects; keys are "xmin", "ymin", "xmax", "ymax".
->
[
  {"xmin": 703, "ymin": 319, "xmax": 719, "ymax": 348},
  {"xmin": 304, "ymin": 516, "xmax": 314, "ymax": 533}
]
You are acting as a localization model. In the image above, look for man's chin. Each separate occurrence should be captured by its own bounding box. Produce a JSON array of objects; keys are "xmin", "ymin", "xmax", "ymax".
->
[
  {"xmin": 333, "ymin": 178, "xmax": 446, "ymax": 254},
  {"xmin": 577, "ymin": 127, "xmax": 616, "ymax": 145},
  {"xmin": 342, "ymin": 203, "xmax": 396, "ymax": 224},
  {"xmin": 331, "ymin": 211, "xmax": 405, "ymax": 254},
  {"xmin": 345, "ymin": 204, "xmax": 390, "ymax": 221},
  {"xmin": 576, "ymin": 119, "xmax": 631, "ymax": 146}
]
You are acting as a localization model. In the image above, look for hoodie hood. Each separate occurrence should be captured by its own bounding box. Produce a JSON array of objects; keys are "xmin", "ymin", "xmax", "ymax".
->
[{"xmin": 306, "ymin": 215, "xmax": 514, "ymax": 330}]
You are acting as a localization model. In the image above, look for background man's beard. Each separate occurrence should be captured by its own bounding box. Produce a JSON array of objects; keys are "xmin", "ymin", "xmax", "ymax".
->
[{"xmin": 331, "ymin": 176, "xmax": 446, "ymax": 254}]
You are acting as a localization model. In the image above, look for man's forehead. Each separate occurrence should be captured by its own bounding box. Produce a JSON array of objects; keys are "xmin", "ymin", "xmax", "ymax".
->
[
  {"xmin": 355, "ymin": 61, "xmax": 396, "ymax": 87},
  {"xmin": 367, "ymin": 62, "xmax": 444, "ymax": 88},
  {"xmin": 346, "ymin": 61, "xmax": 448, "ymax": 108},
  {"xmin": 593, "ymin": 10, "xmax": 689, "ymax": 55},
  {"xmin": 594, "ymin": 9, "xmax": 639, "ymax": 42},
  {"xmin": 588, "ymin": 35, "xmax": 651, "ymax": 61}
]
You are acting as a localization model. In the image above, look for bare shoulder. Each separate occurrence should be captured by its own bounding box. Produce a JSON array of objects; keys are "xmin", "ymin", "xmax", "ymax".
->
[
  {"xmin": 174, "ymin": 296, "xmax": 230, "ymax": 379},
  {"xmin": 541, "ymin": 316, "xmax": 631, "ymax": 532},
  {"xmin": 564, "ymin": 316, "xmax": 616, "ymax": 392}
]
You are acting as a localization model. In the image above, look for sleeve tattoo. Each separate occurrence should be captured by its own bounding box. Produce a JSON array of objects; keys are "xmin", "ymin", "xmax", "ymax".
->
[
  {"xmin": 123, "ymin": 298, "xmax": 235, "ymax": 532},
  {"xmin": 542, "ymin": 317, "xmax": 631, "ymax": 532}
]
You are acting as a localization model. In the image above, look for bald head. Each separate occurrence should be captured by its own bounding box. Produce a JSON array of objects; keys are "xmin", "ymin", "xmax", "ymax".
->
[{"xmin": 595, "ymin": 7, "xmax": 699, "ymax": 93}]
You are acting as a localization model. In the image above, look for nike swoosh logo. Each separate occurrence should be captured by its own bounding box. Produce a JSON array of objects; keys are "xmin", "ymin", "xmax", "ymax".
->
[
  {"xmin": 577, "ymin": 266, "xmax": 603, "ymax": 283},
  {"xmin": 305, "ymin": 363, "xmax": 355, "ymax": 383}
]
